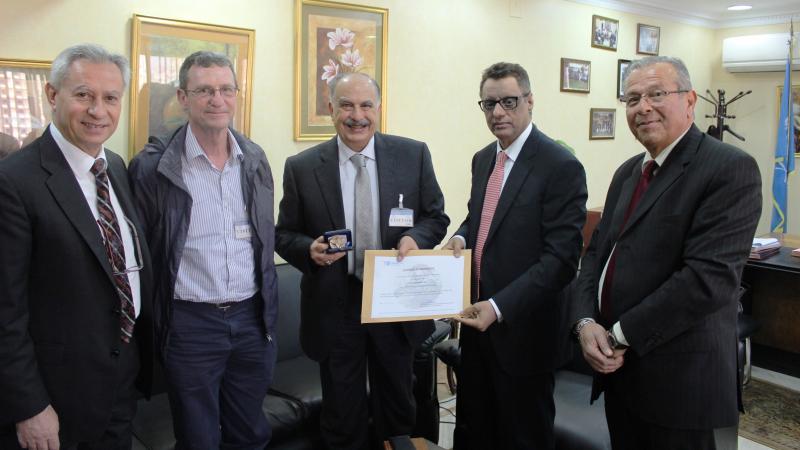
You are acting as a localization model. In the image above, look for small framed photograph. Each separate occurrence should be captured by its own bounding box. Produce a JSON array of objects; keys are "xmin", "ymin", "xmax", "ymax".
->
[
  {"xmin": 637, "ymin": 23, "xmax": 660, "ymax": 55},
  {"xmin": 590, "ymin": 108, "xmax": 616, "ymax": 140},
  {"xmin": 592, "ymin": 15, "xmax": 619, "ymax": 51},
  {"xmin": 617, "ymin": 59, "xmax": 631, "ymax": 100},
  {"xmin": 0, "ymin": 59, "xmax": 51, "ymax": 157},
  {"xmin": 560, "ymin": 58, "xmax": 591, "ymax": 93}
]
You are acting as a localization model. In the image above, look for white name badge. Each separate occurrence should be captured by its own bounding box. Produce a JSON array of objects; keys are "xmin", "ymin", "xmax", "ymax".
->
[
  {"xmin": 234, "ymin": 223, "xmax": 252, "ymax": 240},
  {"xmin": 389, "ymin": 208, "xmax": 414, "ymax": 227}
]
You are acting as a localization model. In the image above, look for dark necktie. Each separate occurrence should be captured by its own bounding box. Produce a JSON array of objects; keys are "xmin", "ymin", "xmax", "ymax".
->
[
  {"xmin": 600, "ymin": 160, "xmax": 658, "ymax": 320},
  {"xmin": 91, "ymin": 158, "xmax": 136, "ymax": 343},
  {"xmin": 473, "ymin": 151, "xmax": 507, "ymax": 298}
]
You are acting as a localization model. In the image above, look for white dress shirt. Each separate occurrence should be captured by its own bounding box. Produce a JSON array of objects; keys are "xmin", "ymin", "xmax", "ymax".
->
[
  {"xmin": 338, "ymin": 135, "xmax": 381, "ymax": 275},
  {"xmin": 50, "ymin": 123, "xmax": 141, "ymax": 317}
]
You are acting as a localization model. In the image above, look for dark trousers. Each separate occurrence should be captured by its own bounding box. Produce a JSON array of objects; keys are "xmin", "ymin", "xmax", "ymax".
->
[
  {"xmin": 164, "ymin": 297, "xmax": 275, "ymax": 450},
  {"xmin": 455, "ymin": 327, "xmax": 555, "ymax": 450},
  {"xmin": 319, "ymin": 277, "xmax": 416, "ymax": 450},
  {"xmin": 604, "ymin": 388, "xmax": 717, "ymax": 450},
  {"xmin": 0, "ymin": 337, "xmax": 139, "ymax": 450}
]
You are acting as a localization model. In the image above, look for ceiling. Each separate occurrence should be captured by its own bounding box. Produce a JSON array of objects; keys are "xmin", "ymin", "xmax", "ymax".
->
[{"xmin": 570, "ymin": 0, "xmax": 800, "ymax": 28}]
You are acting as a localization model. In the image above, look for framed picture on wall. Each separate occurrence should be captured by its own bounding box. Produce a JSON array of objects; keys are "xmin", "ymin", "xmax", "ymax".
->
[
  {"xmin": 637, "ymin": 24, "xmax": 660, "ymax": 55},
  {"xmin": 294, "ymin": 0, "xmax": 388, "ymax": 141},
  {"xmin": 617, "ymin": 59, "xmax": 631, "ymax": 100},
  {"xmin": 129, "ymin": 15, "xmax": 255, "ymax": 158},
  {"xmin": 560, "ymin": 58, "xmax": 591, "ymax": 93},
  {"xmin": 592, "ymin": 15, "xmax": 619, "ymax": 51},
  {"xmin": 590, "ymin": 108, "xmax": 616, "ymax": 140},
  {"xmin": 0, "ymin": 59, "xmax": 51, "ymax": 158},
  {"xmin": 776, "ymin": 85, "xmax": 800, "ymax": 154}
]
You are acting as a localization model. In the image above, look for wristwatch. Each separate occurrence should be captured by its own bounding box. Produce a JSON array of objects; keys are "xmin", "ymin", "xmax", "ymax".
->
[{"xmin": 607, "ymin": 330, "xmax": 629, "ymax": 350}]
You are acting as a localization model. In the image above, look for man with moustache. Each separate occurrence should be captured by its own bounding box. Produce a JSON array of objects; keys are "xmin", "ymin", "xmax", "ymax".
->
[
  {"xmin": 573, "ymin": 56, "xmax": 761, "ymax": 449},
  {"xmin": 444, "ymin": 62, "xmax": 587, "ymax": 449},
  {"xmin": 275, "ymin": 72, "xmax": 449, "ymax": 449},
  {"xmin": 129, "ymin": 51, "xmax": 277, "ymax": 449},
  {"xmin": 0, "ymin": 44, "xmax": 153, "ymax": 450}
]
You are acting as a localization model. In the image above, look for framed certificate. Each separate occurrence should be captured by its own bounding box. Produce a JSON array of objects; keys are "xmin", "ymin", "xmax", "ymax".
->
[{"xmin": 361, "ymin": 250, "xmax": 471, "ymax": 323}]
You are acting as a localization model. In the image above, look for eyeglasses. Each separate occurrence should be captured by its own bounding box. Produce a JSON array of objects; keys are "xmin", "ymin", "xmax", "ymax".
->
[
  {"xmin": 478, "ymin": 93, "xmax": 530, "ymax": 112},
  {"xmin": 184, "ymin": 86, "xmax": 239, "ymax": 98},
  {"xmin": 622, "ymin": 89, "xmax": 688, "ymax": 108},
  {"xmin": 98, "ymin": 216, "xmax": 145, "ymax": 276}
]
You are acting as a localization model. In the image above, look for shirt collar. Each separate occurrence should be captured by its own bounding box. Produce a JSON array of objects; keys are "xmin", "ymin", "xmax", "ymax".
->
[
  {"xmin": 495, "ymin": 122, "xmax": 533, "ymax": 162},
  {"xmin": 49, "ymin": 123, "xmax": 108, "ymax": 177},
  {"xmin": 337, "ymin": 135, "xmax": 376, "ymax": 165},
  {"xmin": 642, "ymin": 125, "xmax": 691, "ymax": 169},
  {"xmin": 185, "ymin": 123, "xmax": 243, "ymax": 163}
]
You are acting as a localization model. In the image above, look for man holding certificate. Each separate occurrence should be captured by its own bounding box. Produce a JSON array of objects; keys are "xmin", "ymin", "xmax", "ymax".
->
[
  {"xmin": 275, "ymin": 73, "xmax": 449, "ymax": 450},
  {"xmin": 443, "ymin": 62, "xmax": 587, "ymax": 449}
]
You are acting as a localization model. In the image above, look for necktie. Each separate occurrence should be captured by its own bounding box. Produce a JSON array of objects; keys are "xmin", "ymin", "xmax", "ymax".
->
[
  {"xmin": 91, "ymin": 158, "xmax": 136, "ymax": 343},
  {"xmin": 351, "ymin": 153, "xmax": 376, "ymax": 280},
  {"xmin": 473, "ymin": 151, "xmax": 507, "ymax": 296},
  {"xmin": 600, "ymin": 160, "xmax": 658, "ymax": 320}
]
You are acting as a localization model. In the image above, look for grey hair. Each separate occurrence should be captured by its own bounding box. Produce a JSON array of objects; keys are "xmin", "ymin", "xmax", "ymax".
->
[
  {"xmin": 328, "ymin": 72, "xmax": 381, "ymax": 104},
  {"xmin": 480, "ymin": 62, "xmax": 532, "ymax": 96},
  {"xmin": 50, "ymin": 44, "xmax": 130, "ymax": 89},
  {"xmin": 179, "ymin": 51, "xmax": 237, "ymax": 90},
  {"xmin": 623, "ymin": 56, "xmax": 693, "ymax": 91}
]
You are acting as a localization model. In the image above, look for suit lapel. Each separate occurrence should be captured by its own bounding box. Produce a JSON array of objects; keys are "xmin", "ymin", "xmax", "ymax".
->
[
  {"xmin": 375, "ymin": 133, "xmax": 401, "ymax": 246},
  {"xmin": 40, "ymin": 130, "xmax": 115, "ymax": 280},
  {"xmin": 606, "ymin": 159, "xmax": 643, "ymax": 243},
  {"xmin": 619, "ymin": 126, "xmax": 699, "ymax": 237},
  {"xmin": 314, "ymin": 137, "xmax": 346, "ymax": 230},
  {"xmin": 484, "ymin": 126, "xmax": 541, "ymax": 246}
]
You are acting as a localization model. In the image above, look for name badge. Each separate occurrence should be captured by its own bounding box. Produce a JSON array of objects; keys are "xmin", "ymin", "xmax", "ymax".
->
[
  {"xmin": 389, "ymin": 194, "xmax": 414, "ymax": 227},
  {"xmin": 234, "ymin": 223, "xmax": 252, "ymax": 240}
]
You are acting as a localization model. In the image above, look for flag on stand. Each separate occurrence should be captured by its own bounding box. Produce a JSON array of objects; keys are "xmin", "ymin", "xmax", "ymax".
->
[{"xmin": 771, "ymin": 30, "xmax": 796, "ymax": 233}]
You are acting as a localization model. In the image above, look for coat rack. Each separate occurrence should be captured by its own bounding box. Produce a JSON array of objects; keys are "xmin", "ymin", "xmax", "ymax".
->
[{"xmin": 698, "ymin": 89, "xmax": 752, "ymax": 142}]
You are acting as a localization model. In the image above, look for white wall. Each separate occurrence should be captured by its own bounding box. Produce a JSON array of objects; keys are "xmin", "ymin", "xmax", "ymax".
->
[{"xmin": 2, "ymin": 0, "xmax": 780, "ymax": 239}]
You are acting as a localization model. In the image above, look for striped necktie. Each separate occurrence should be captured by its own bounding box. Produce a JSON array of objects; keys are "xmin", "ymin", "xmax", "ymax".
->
[{"xmin": 473, "ymin": 151, "xmax": 507, "ymax": 298}]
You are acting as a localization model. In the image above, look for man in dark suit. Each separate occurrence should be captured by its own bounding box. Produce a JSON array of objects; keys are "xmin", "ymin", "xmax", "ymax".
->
[
  {"xmin": 444, "ymin": 62, "xmax": 587, "ymax": 449},
  {"xmin": 276, "ymin": 72, "xmax": 449, "ymax": 449},
  {"xmin": 573, "ymin": 56, "xmax": 762, "ymax": 449},
  {"xmin": 0, "ymin": 44, "xmax": 153, "ymax": 450}
]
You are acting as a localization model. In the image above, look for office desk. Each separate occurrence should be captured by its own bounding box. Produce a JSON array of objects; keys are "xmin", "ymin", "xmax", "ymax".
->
[{"xmin": 742, "ymin": 234, "xmax": 800, "ymax": 376}]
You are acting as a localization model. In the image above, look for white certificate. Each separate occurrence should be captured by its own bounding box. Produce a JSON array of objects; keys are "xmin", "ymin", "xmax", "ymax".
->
[{"xmin": 361, "ymin": 249, "xmax": 471, "ymax": 323}]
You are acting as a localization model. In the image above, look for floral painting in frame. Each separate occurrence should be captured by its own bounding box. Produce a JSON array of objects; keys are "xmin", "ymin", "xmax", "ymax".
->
[
  {"xmin": 0, "ymin": 59, "xmax": 51, "ymax": 158},
  {"xmin": 129, "ymin": 15, "xmax": 254, "ymax": 158},
  {"xmin": 295, "ymin": 0, "xmax": 387, "ymax": 140}
]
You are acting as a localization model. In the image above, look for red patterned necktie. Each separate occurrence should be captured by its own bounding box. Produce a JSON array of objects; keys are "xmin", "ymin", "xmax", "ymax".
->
[
  {"xmin": 600, "ymin": 160, "xmax": 658, "ymax": 320},
  {"xmin": 91, "ymin": 158, "xmax": 136, "ymax": 343},
  {"xmin": 473, "ymin": 151, "xmax": 507, "ymax": 297}
]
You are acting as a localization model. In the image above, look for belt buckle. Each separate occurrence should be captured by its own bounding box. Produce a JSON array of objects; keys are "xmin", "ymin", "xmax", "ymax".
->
[{"xmin": 215, "ymin": 302, "xmax": 233, "ymax": 311}]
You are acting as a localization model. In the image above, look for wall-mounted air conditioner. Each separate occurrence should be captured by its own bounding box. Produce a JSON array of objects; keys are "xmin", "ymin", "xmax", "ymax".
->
[{"xmin": 722, "ymin": 33, "xmax": 799, "ymax": 73}]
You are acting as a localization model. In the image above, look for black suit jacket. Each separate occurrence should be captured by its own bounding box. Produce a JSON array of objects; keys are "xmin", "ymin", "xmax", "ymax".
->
[
  {"xmin": 455, "ymin": 125, "xmax": 587, "ymax": 375},
  {"xmin": 575, "ymin": 125, "xmax": 762, "ymax": 429},
  {"xmin": 275, "ymin": 133, "xmax": 449, "ymax": 361},
  {"xmin": 0, "ymin": 128, "xmax": 153, "ymax": 443}
]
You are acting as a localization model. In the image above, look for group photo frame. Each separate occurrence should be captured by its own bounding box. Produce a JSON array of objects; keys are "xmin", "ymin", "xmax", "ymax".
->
[
  {"xmin": 129, "ymin": 14, "xmax": 255, "ymax": 158},
  {"xmin": 592, "ymin": 15, "xmax": 619, "ymax": 51},
  {"xmin": 0, "ymin": 59, "xmax": 51, "ymax": 157},
  {"xmin": 560, "ymin": 58, "xmax": 591, "ymax": 93},
  {"xmin": 590, "ymin": 108, "xmax": 616, "ymax": 140},
  {"xmin": 294, "ymin": 0, "xmax": 388, "ymax": 141}
]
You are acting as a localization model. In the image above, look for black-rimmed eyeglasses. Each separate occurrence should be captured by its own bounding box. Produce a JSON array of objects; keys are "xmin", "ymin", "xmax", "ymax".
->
[{"xmin": 478, "ymin": 93, "xmax": 530, "ymax": 112}]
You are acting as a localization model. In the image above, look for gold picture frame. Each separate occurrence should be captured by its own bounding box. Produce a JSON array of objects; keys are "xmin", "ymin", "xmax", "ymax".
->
[
  {"xmin": 637, "ymin": 23, "xmax": 661, "ymax": 56},
  {"xmin": 776, "ymin": 85, "xmax": 800, "ymax": 154},
  {"xmin": 592, "ymin": 15, "xmax": 619, "ymax": 51},
  {"xmin": 129, "ymin": 14, "xmax": 255, "ymax": 158},
  {"xmin": 0, "ymin": 59, "xmax": 51, "ymax": 156},
  {"xmin": 294, "ymin": 0, "xmax": 388, "ymax": 141},
  {"xmin": 590, "ymin": 108, "xmax": 616, "ymax": 140},
  {"xmin": 560, "ymin": 58, "xmax": 591, "ymax": 93}
]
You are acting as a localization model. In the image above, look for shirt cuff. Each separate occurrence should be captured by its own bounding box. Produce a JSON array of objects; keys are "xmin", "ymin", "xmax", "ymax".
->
[
  {"xmin": 488, "ymin": 298, "xmax": 503, "ymax": 322},
  {"xmin": 612, "ymin": 322, "xmax": 629, "ymax": 346}
]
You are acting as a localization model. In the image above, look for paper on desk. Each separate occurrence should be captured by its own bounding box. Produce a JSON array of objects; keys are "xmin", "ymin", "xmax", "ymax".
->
[{"xmin": 752, "ymin": 237, "xmax": 779, "ymax": 246}]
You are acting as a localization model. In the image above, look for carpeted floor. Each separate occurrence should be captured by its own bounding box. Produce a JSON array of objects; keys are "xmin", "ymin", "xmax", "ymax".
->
[{"xmin": 739, "ymin": 379, "xmax": 800, "ymax": 450}]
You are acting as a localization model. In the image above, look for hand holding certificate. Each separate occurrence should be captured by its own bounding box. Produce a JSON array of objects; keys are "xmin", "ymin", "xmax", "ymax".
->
[{"xmin": 361, "ymin": 250, "xmax": 471, "ymax": 323}]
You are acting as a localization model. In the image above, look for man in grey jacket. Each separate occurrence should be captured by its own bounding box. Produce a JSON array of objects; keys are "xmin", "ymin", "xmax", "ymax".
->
[{"xmin": 129, "ymin": 51, "xmax": 277, "ymax": 450}]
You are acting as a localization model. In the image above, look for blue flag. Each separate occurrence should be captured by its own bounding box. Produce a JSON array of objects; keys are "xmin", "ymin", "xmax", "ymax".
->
[{"xmin": 771, "ymin": 45, "xmax": 796, "ymax": 233}]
